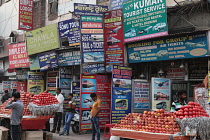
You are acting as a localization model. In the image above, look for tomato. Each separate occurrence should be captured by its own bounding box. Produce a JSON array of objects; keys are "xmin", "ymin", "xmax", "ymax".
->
[
  {"xmin": 184, "ymin": 108, "xmax": 189, "ymax": 111},
  {"xmin": 188, "ymin": 102, "xmax": 194, "ymax": 105}
]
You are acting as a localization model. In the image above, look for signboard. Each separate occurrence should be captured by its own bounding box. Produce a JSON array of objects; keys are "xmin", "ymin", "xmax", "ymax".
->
[
  {"xmin": 123, "ymin": 0, "xmax": 168, "ymax": 42},
  {"xmin": 133, "ymin": 81, "xmax": 149, "ymax": 109},
  {"xmin": 26, "ymin": 23, "xmax": 59, "ymax": 55},
  {"xmin": 152, "ymin": 78, "xmax": 170, "ymax": 111},
  {"xmin": 18, "ymin": 0, "xmax": 33, "ymax": 30},
  {"xmin": 16, "ymin": 69, "xmax": 28, "ymax": 80},
  {"xmin": 60, "ymin": 67, "xmax": 72, "ymax": 89},
  {"xmin": 80, "ymin": 75, "xmax": 111, "ymax": 130},
  {"xmin": 38, "ymin": 51, "xmax": 58, "ymax": 71},
  {"xmin": 8, "ymin": 42, "xmax": 30, "ymax": 69},
  {"xmin": 81, "ymin": 16, "xmax": 104, "ymax": 63},
  {"xmin": 188, "ymin": 62, "xmax": 207, "ymax": 79},
  {"xmin": 17, "ymin": 81, "xmax": 27, "ymax": 93},
  {"xmin": 166, "ymin": 68, "xmax": 185, "ymax": 79},
  {"xmin": 83, "ymin": 63, "xmax": 105, "ymax": 75},
  {"xmin": 27, "ymin": 72, "xmax": 44, "ymax": 95},
  {"xmin": 74, "ymin": 3, "xmax": 108, "ymax": 16},
  {"xmin": 72, "ymin": 82, "xmax": 80, "ymax": 111},
  {"xmin": 2, "ymin": 81, "xmax": 12, "ymax": 92},
  {"xmin": 11, "ymin": 81, "xmax": 18, "ymax": 89},
  {"xmin": 47, "ymin": 71, "xmax": 58, "ymax": 91},
  {"xmin": 58, "ymin": 19, "xmax": 80, "ymax": 46},
  {"xmin": 110, "ymin": 0, "xmax": 127, "ymax": 10},
  {"xmin": 104, "ymin": 9, "xmax": 124, "ymax": 66},
  {"xmin": 111, "ymin": 65, "xmax": 132, "ymax": 124},
  {"xmin": 29, "ymin": 55, "xmax": 40, "ymax": 70},
  {"xmin": 127, "ymin": 33, "xmax": 208, "ymax": 63},
  {"xmin": 58, "ymin": 50, "xmax": 81, "ymax": 66}
]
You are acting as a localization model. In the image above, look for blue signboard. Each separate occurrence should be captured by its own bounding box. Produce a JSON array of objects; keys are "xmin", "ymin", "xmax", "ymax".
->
[
  {"xmin": 74, "ymin": 3, "xmax": 108, "ymax": 16},
  {"xmin": 60, "ymin": 67, "xmax": 72, "ymax": 89},
  {"xmin": 58, "ymin": 50, "xmax": 81, "ymax": 66},
  {"xmin": 110, "ymin": 0, "xmax": 128, "ymax": 10},
  {"xmin": 38, "ymin": 51, "xmax": 58, "ymax": 71},
  {"xmin": 72, "ymin": 82, "xmax": 80, "ymax": 111},
  {"xmin": 127, "ymin": 32, "xmax": 208, "ymax": 63},
  {"xmin": 58, "ymin": 19, "xmax": 80, "ymax": 46},
  {"xmin": 111, "ymin": 65, "xmax": 132, "ymax": 124},
  {"xmin": 83, "ymin": 63, "xmax": 105, "ymax": 75}
]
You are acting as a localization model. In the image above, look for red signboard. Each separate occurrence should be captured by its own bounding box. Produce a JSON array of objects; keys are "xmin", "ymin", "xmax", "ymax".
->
[
  {"xmin": 8, "ymin": 42, "xmax": 30, "ymax": 69},
  {"xmin": 104, "ymin": 9, "xmax": 124, "ymax": 66},
  {"xmin": 80, "ymin": 75, "xmax": 111, "ymax": 130},
  {"xmin": 18, "ymin": 0, "xmax": 33, "ymax": 30},
  {"xmin": 17, "ymin": 81, "xmax": 27, "ymax": 93}
]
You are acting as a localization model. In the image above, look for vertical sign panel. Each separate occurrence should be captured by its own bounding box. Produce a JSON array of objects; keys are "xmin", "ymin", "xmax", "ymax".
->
[
  {"xmin": 72, "ymin": 82, "xmax": 80, "ymax": 111},
  {"xmin": 111, "ymin": 65, "xmax": 132, "ymax": 124},
  {"xmin": 27, "ymin": 72, "xmax": 44, "ymax": 95},
  {"xmin": 60, "ymin": 67, "xmax": 72, "ymax": 89}
]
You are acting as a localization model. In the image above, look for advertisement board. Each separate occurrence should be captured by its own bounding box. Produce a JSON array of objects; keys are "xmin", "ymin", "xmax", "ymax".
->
[
  {"xmin": 72, "ymin": 82, "xmax": 80, "ymax": 111},
  {"xmin": 133, "ymin": 81, "xmax": 150, "ymax": 109},
  {"xmin": 127, "ymin": 32, "xmax": 208, "ymax": 63},
  {"xmin": 11, "ymin": 81, "xmax": 18, "ymax": 89},
  {"xmin": 27, "ymin": 72, "xmax": 44, "ymax": 95},
  {"xmin": 83, "ymin": 63, "xmax": 105, "ymax": 75},
  {"xmin": 47, "ymin": 71, "xmax": 59, "ymax": 92},
  {"xmin": 60, "ymin": 67, "xmax": 72, "ymax": 89},
  {"xmin": 8, "ymin": 42, "xmax": 30, "ymax": 69},
  {"xmin": 74, "ymin": 3, "xmax": 108, "ymax": 16},
  {"xmin": 17, "ymin": 81, "xmax": 27, "ymax": 93},
  {"xmin": 29, "ymin": 55, "xmax": 40, "ymax": 70},
  {"xmin": 111, "ymin": 65, "xmax": 132, "ymax": 124},
  {"xmin": 18, "ymin": 0, "xmax": 33, "ymax": 30},
  {"xmin": 26, "ymin": 23, "xmax": 59, "ymax": 55},
  {"xmin": 110, "ymin": 0, "xmax": 127, "ymax": 10},
  {"xmin": 152, "ymin": 78, "xmax": 170, "ymax": 111},
  {"xmin": 38, "ymin": 51, "xmax": 58, "ymax": 71},
  {"xmin": 166, "ymin": 68, "xmax": 185, "ymax": 79},
  {"xmin": 104, "ymin": 9, "xmax": 124, "ymax": 66},
  {"xmin": 58, "ymin": 19, "xmax": 80, "ymax": 46},
  {"xmin": 80, "ymin": 75, "xmax": 111, "ymax": 130},
  {"xmin": 2, "ymin": 81, "xmax": 12, "ymax": 92},
  {"xmin": 16, "ymin": 69, "xmax": 28, "ymax": 80},
  {"xmin": 123, "ymin": 0, "xmax": 168, "ymax": 42},
  {"xmin": 58, "ymin": 50, "xmax": 81, "ymax": 66},
  {"xmin": 81, "ymin": 16, "xmax": 104, "ymax": 63}
]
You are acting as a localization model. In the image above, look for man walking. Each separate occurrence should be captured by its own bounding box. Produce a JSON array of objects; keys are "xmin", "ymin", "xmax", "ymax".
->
[
  {"xmin": 90, "ymin": 93, "xmax": 101, "ymax": 140},
  {"xmin": 1, "ymin": 90, "xmax": 10, "ymax": 103},
  {"xmin": 60, "ymin": 93, "xmax": 76, "ymax": 136},
  {"xmin": 52, "ymin": 88, "xmax": 64, "ymax": 133},
  {"xmin": 5, "ymin": 92, "xmax": 24, "ymax": 140}
]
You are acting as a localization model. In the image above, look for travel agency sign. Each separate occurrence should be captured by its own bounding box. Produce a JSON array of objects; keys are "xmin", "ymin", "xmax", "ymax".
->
[{"xmin": 123, "ymin": 0, "xmax": 168, "ymax": 42}]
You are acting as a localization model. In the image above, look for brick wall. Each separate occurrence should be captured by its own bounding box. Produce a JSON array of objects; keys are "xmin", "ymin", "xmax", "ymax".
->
[{"xmin": 33, "ymin": 0, "xmax": 46, "ymax": 30}]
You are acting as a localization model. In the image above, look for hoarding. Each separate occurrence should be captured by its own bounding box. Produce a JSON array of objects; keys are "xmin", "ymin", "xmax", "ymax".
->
[
  {"xmin": 127, "ymin": 32, "xmax": 208, "ymax": 63},
  {"xmin": 110, "ymin": 0, "xmax": 128, "ymax": 10},
  {"xmin": 80, "ymin": 75, "xmax": 111, "ymax": 130},
  {"xmin": 2, "ymin": 81, "xmax": 12, "ymax": 92},
  {"xmin": 58, "ymin": 50, "xmax": 81, "ymax": 66},
  {"xmin": 60, "ymin": 67, "xmax": 72, "ymax": 89},
  {"xmin": 74, "ymin": 3, "xmax": 108, "ymax": 16},
  {"xmin": 58, "ymin": 19, "xmax": 80, "ymax": 46},
  {"xmin": 123, "ymin": 0, "xmax": 168, "ymax": 42},
  {"xmin": 27, "ymin": 72, "xmax": 44, "ymax": 95},
  {"xmin": 26, "ymin": 23, "xmax": 59, "ymax": 55},
  {"xmin": 111, "ymin": 65, "xmax": 132, "ymax": 124},
  {"xmin": 152, "ymin": 78, "xmax": 170, "ymax": 111},
  {"xmin": 17, "ymin": 81, "xmax": 27, "ymax": 93},
  {"xmin": 104, "ymin": 9, "xmax": 124, "ymax": 66},
  {"xmin": 29, "ymin": 55, "xmax": 40, "ymax": 70},
  {"xmin": 11, "ymin": 81, "xmax": 18, "ymax": 89},
  {"xmin": 83, "ymin": 63, "xmax": 105, "ymax": 75},
  {"xmin": 8, "ymin": 42, "xmax": 30, "ymax": 69},
  {"xmin": 18, "ymin": 0, "xmax": 33, "ymax": 30},
  {"xmin": 38, "ymin": 51, "xmax": 58, "ymax": 71}
]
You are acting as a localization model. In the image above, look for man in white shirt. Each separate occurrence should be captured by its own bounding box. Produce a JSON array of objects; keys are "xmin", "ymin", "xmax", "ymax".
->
[{"xmin": 52, "ymin": 88, "xmax": 64, "ymax": 133}]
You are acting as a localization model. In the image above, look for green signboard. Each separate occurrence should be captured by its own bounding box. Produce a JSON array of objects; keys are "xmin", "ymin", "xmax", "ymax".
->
[
  {"xmin": 26, "ymin": 23, "xmax": 60, "ymax": 55},
  {"xmin": 81, "ymin": 16, "xmax": 103, "ymax": 22},
  {"xmin": 123, "ymin": 0, "xmax": 168, "ymax": 43}
]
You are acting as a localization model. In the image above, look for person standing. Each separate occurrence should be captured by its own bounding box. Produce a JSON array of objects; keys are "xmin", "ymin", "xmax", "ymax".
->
[
  {"xmin": 52, "ymin": 88, "xmax": 64, "ymax": 133},
  {"xmin": 90, "ymin": 93, "xmax": 101, "ymax": 140},
  {"xmin": 5, "ymin": 92, "xmax": 24, "ymax": 140},
  {"xmin": 1, "ymin": 90, "xmax": 10, "ymax": 104},
  {"xmin": 170, "ymin": 90, "xmax": 187, "ymax": 112},
  {"xmin": 60, "ymin": 93, "xmax": 76, "ymax": 136}
]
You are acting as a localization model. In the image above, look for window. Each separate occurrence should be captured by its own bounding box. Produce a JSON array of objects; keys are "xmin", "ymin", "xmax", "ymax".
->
[
  {"xmin": 49, "ymin": 0, "xmax": 58, "ymax": 15},
  {"xmin": 8, "ymin": 37, "xmax": 17, "ymax": 44}
]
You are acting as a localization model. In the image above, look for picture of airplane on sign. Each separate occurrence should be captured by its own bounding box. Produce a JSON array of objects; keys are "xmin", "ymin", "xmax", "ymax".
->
[{"xmin": 107, "ymin": 26, "xmax": 121, "ymax": 34}]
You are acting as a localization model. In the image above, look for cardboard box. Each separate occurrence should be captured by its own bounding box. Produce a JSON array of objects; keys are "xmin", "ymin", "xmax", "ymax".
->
[
  {"xmin": 0, "ymin": 126, "xmax": 9, "ymax": 140},
  {"xmin": 46, "ymin": 132, "xmax": 53, "ymax": 140},
  {"xmin": 22, "ymin": 131, "xmax": 43, "ymax": 140},
  {"xmin": 184, "ymin": 126, "xmax": 197, "ymax": 136}
]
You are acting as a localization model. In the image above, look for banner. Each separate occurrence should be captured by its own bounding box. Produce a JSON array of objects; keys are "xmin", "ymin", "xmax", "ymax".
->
[
  {"xmin": 81, "ymin": 16, "xmax": 104, "ymax": 63},
  {"xmin": 80, "ymin": 75, "xmax": 111, "ymax": 130},
  {"xmin": 104, "ymin": 9, "xmax": 124, "ymax": 66},
  {"xmin": 83, "ymin": 63, "xmax": 105, "ymax": 75},
  {"xmin": 38, "ymin": 51, "xmax": 58, "ymax": 71},
  {"xmin": 152, "ymin": 78, "xmax": 170, "ymax": 111},
  {"xmin": 2, "ymin": 81, "xmax": 12, "ymax": 92},
  {"xmin": 18, "ymin": 0, "xmax": 33, "ymax": 30},
  {"xmin": 133, "ymin": 81, "xmax": 149, "ymax": 109},
  {"xmin": 72, "ymin": 82, "xmax": 80, "ymax": 111},
  {"xmin": 29, "ymin": 55, "xmax": 40, "ymax": 70},
  {"xmin": 17, "ymin": 81, "xmax": 27, "ymax": 93},
  {"xmin": 8, "ymin": 42, "xmax": 30, "ymax": 69},
  {"xmin": 47, "ymin": 71, "xmax": 58, "ymax": 92},
  {"xmin": 123, "ymin": 0, "xmax": 168, "ymax": 42},
  {"xmin": 58, "ymin": 50, "xmax": 81, "ymax": 66},
  {"xmin": 27, "ymin": 72, "xmax": 44, "ymax": 95},
  {"xmin": 74, "ymin": 3, "xmax": 108, "ymax": 16},
  {"xmin": 26, "ymin": 23, "xmax": 59, "ymax": 55},
  {"xmin": 110, "ymin": 0, "xmax": 128, "ymax": 10},
  {"xmin": 111, "ymin": 65, "xmax": 132, "ymax": 124},
  {"xmin": 127, "ymin": 32, "xmax": 208, "ymax": 63},
  {"xmin": 60, "ymin": 67, "xmax": 72, "ymax": 89},
  {"xmin": 58, "ymin": 19, "xmax": 81, "ymax": 46},
  {"xmin": 11, "ymin": 81, "xmax": 18, "ymax": 89}
]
